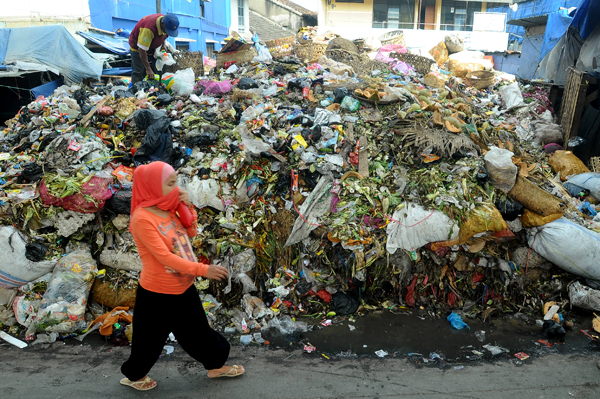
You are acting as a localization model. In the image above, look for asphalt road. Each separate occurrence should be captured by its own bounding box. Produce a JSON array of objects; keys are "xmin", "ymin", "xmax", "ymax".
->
[{"xmin": 1, "ymin": 340, "xmax": 599, "ymax": 399}]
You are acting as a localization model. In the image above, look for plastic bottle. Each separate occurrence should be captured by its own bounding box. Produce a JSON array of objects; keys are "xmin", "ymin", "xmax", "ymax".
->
[{"xmin": 340, "ymin": 96, "xmax": 360, "ymax": 112}]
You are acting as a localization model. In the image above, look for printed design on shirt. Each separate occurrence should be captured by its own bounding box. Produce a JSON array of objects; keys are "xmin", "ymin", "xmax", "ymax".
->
[{"xmin": 157, "ymin": 219, "xmax": 198, "ymax": 276}]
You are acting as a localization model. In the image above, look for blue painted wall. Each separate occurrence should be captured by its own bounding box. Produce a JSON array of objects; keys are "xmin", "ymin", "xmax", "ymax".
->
[
  {"xmin": 491, "ymin": 53, "xmax": 521, "ymax": 76},
  {"xmin": 88, "ymin": 0, "xmax": 231, "ymax": 54}
]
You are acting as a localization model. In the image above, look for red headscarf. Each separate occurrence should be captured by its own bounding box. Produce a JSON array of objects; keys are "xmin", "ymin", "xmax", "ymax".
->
[{"xmin": 131, "ymin": 162, "xmax": 179, "ymax": 216}]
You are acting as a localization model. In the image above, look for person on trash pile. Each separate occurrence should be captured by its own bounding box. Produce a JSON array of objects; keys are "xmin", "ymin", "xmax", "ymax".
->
[
  {"xmin": 120, "ymin": 161, "xmax": 244, "ymax": 391},
  {"xmin": 129, "ymin": 13, "xmax": 179, "ymax": 84}
]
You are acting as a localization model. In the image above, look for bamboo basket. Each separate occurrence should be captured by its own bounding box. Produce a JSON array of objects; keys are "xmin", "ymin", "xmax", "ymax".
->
[
  {"xmin": 464, "ymin": 71, "xmax": 495, "ymax": 90},
  {"xmin": 165, "ymin": 51, "xmax": 204, "ymax": 77},
  {"xmin": 215, "ymin": 48, "xmax": 257, "ymax": 68},
  {"xmin": 266, "ymin": 36, "xmax": 296, "ymax": 58},
  {"xmin": 389, "ymin": 52, "xmax": 436, "ymax": 75},
  {"xmin": 380, "ymin": 30, "xmax": 406, "ymax": 47},
  {"xmin": 294, "ymin": 42, "xmax": 328, "ymax": 63},
  {"xmin": 589, "ymin": 157, "xmax": 600, "ymax": 172}
]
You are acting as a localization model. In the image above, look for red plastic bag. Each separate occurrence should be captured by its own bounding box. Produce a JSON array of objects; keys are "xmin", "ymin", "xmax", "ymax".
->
[{"xmin": 39, "ymin": 177, "xmax": 113, "ymax": 213}]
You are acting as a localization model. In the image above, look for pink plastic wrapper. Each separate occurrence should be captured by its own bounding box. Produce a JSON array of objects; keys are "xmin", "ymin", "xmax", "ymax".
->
[
  {"xmin": 380, "ymin": 44, "xmax": 407, "ymax": 53},
  {"xmin": 39, "ymin": 176, "xmax": 113, "ymax": 213},
  {"xmin": 197, "ymin": 79, "xmax": 232, "ymax": 95}
]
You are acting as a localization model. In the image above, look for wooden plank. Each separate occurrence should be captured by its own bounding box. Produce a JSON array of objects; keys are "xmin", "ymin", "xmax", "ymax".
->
[
  {"xmin": 358, "ymin": 135, "xmax": 369, "ymax": 178},
  {"xmin": 585, "ymin": 90, "xmax": 598, "ymax": 106},
  {"xmin": 80, "ymin": 95, "xmax": 111, "ymax": 127}
]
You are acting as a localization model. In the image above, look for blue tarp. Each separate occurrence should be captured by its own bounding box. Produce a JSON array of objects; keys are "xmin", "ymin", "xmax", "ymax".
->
[
  {"xmin": 0, "ymin": 29, "xmax": 10, "ymax": 64},
  {"xmin": 571, "ymin": 0, "xmax": 600, "ymax": 40},
  {"xmin": 488, "ymin": 0, "xmax": 585, "ymax": 43},
  {"xmin": 77, "ymin": 31, "xmax": 130, "ymax": 55},
  {"xmin": 1, "ymin": 25, "xmax": 104, "ymax": 83},
  {"xmin": 539, "ymin": 9, "xmax": 575, "ymax": 62},
  {"xmin": 102, "ymin": 67, "xmax": 132, "ymax": 76}
]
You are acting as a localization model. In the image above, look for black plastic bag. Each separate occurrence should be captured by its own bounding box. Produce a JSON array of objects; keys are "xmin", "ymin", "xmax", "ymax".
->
[
  {"xmin": 333, "ymin": 87, "xmax": 349, "ymax": 104},
  {"xmin": 25, "ymin": 243, "xmax": 48, "ymax": 262},
  {"xmin": 156, "ymin": 93, "xmax": 173, "ymax": 105},
  {"xmin": 273, "ymin": 65, "xmax": 287, "ymax": 75},
  {"xmin": 186, "ymin": 132, "xmax": 218, "ymax": 148},
  {"xmin": 288, "ymin": 78, "xmax": 311, "ymax": 91},
  {"xmin": 495, "ymin": 198, "xmax": 524, "ymax": 221},
  {"xmin": 106, "ymin": 190, "xmax": 132, "ymax": 214},
  {"xmin": 542, "ymin": 320, "xmax": 566, "ymax": 341},
  {"xmin": 238, "ymin": 77, "xmax": 258, "ymax": 90},
  {"xmin": 73, "ymin": 88, "xmax": 88, "ymax": 106},
  {"xmin": 295, "ymin": 280, "xmax": 312, "ymax": 296},
  {"xmin": 39, "ymin": 131, "xmax": 60, "ymax": 152},
  {"xmin": 171, "ymin": 147, "xmax": 190, "ymax": 170},
  {"xmin": 17, "ymin": 162, "xmax": 44, "ymax": 184},
  {"xmin": 130, "ymin": 81, "xmax": 151, "ymax": 94},
  {"xmin": 114, "ymin": 90, "xmax": 135, "ymax": 99},
  {"xmin": 330, "ymin": 292, "xmax": 360, "ymax": 315},
  {"xmin": 563, "ymin": 182, "xmax": 589, "ymax": 198}
]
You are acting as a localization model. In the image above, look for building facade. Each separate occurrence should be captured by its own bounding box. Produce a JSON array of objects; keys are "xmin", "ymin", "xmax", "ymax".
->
[
  {"xmin": 88, "ymin": 0, "xmax": 233, "ymax": 55},
  {"xmin": 317, "ymin": 0, "xmax": 511, "ymax": 51}
]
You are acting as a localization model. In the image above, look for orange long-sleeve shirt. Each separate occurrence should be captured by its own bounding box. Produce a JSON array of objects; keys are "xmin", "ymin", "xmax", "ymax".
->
[{"xmin": 130, "ymin": 207, "xmax": 209, "ymax": 294}]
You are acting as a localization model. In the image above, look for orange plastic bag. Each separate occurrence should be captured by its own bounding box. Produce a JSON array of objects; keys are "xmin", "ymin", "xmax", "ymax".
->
[
  {"xmin": 548, "ymin": 150, "xmax": 589, "ymax": 180},
  {"xmin": 520, "ymin": 209, "xmax": 563, "ymax": 228},
  {"xmin": 459, "ymin": 205, "xmax": 508, "ymax": 244},
  {"xmin": 429, "ymin": 42, "xmax": 449, "ymax": 67}
]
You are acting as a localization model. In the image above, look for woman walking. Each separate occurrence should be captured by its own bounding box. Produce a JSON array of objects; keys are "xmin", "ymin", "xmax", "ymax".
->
[{"xmin": 120, "ymin": 161, "xmax": 244, "ymax": 391}]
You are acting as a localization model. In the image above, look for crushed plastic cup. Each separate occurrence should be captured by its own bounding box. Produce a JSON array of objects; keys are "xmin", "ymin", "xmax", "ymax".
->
[
  {"xmin": 240, "ymin": 335, "xmax": 252, "ymax": 345},
  {"xmin": 375, "ymin": 350, "xmax": 388, "ymax": 358},
  {"xmin": 475, "ymin": 330, "xmax": 486, "ymax": 342}
]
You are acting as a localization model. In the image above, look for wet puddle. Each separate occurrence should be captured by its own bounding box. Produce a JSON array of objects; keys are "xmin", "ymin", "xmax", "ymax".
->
[{"xmin": 264, "ymin": 311, "xmax": 600, "ymax": 365}]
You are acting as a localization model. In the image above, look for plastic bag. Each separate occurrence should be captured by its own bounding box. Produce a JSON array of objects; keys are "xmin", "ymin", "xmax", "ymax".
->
[
  {"xmin": 330, "ymin": 292, "xmax": 360, "ymax": 315},
  {"xmin": 429, "ymin": 42, "xmax": 449, "ymax": 67},
  {"xmin": 39, "ymin": 176, "xmax": 113, "ymax": 213},
  {"xmin": 447, "ymin": 312, "xmax": 470, "ymax": 330},
  {"xmin": 198, "ymin": 79, "xmax": 232, "ymax": 95},
  {"xmin": 34, "ymin": 250, "xmax": 98, "ymax": 334},
  {"xmin": 341, "ymin": 96, "xmax": 360, "ymax": 111},
  {"xmin": 386, "ymin": 202, "xmax": 459, "ymax": 253},
  {"xmin": 252, "ymin": 44, "xmax": 273, "ymax": 63},
  {"xmin": 0, "ymin": 226, "xmax": 56, "ymax": 288},
  {"xmin": 154, "ymin": 48, "xmax": 176, "ymax": 71},
  {"xmin": 169, "ymin": 68, "xmax": 196, "ymax": 96},
  {"xmin": 565, "ymin": 173, "xmax": 600, "ymax": 200},
  {"xmin": 569, "ymin": 281, "xmax": 600, "ymax": 312},
  {"xmin": 499, "ymin": 82, "xmax": 525, "ymax": 110},
  {"xmin": 484, "ymin": 146, "xmax": 517, "ymax": 193},
  {"xmin": 445, "ymin": 35, "xmax": 465, "ymax": 54},
  {"xmin": 528, "ymin": 218, "xmax": 600, "ymax": 281},
  {"xmin": 459, "ymin": 205, "xmax": 509, "ymax": 244},
  {"xmin": 520, "ymin": 209, "xmax": 562, "ymax": 228},
  {"xmin": 549, "ymin": 150, "xmax": 589, "ymax": 180}
]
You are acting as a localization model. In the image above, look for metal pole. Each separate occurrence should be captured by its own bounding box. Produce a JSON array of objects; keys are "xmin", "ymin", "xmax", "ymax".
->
[
  {"xmin": 156, "ymin": 0, "xmax": 161, "ymax": 13},
  {"xmin": 418, "ymin": 0, "xmax": 422, "ymax": 30}
]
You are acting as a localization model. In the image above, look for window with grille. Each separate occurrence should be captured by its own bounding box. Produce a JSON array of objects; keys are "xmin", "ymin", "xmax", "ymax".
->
[{"xmin": 238, "ymin": 0, "xmax": 245, "ymax": 32}]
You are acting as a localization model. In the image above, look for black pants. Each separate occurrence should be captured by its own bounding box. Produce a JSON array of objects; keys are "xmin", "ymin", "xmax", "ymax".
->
[
  {"xmin": 130, "ymin": 50, "xmax": 158, "ymax": 84},
  {"xmin": 121, "ymin": 284, "xmax": 230, "ymax": 381}
]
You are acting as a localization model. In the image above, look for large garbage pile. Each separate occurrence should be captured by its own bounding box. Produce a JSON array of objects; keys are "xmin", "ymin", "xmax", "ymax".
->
[{"xmin": 1, "ymin": 33, "xmax": 600, "ymax": 348}]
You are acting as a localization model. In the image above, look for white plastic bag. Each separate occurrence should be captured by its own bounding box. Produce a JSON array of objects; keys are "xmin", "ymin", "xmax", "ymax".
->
[
  {"xmin": 499, "ymin": 82, "xmax": 525, "ymax": 110},
  {"xmin": 386, "ymin": 203, "xmax": 459, "ymax": 253},
  {"xmin": 0, "ymin": 226, "xmax": 56, "ymax": 289},
  {"xmin": 154, "ymin": 48, "xmax": 176, "ymax": 71},
  {"xmin": 569, "ymin": 281, "xmax": 600, "ymax": 312},
  {"xmin": 34, "ymin": 250, "xmax": 97, "ymax": 333},
  {"xmin": 565, "ymin": 172, "xmax": 600, "ymax": 201},
  {"xmin": 484, "ymin": 146, "xmax": 517, "ymax": 193},
  {"xmin": 252, "ymin": 44, "xmax": 273, "ymax": 63},
  {"xmin": 170, "ymin": 68, "xmax": 195, "ymax": 96},
  {"xmin": 528, "ymin": 218, "xmax": 600, "ymax": 281}
]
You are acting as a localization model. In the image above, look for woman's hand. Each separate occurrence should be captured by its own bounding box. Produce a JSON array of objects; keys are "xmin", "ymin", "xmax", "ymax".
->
[
  {"xmin": 205, "ymin": 264, "xmax": 229, "ymax": 281},
  {"xmin": 179, "ymin": 189, "xmax": 191, "ymax": 207}
]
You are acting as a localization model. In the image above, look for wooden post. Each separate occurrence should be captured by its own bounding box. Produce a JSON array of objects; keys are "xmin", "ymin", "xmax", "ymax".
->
[{"xmin": 156, "ymin": 0, "xmax": 161, "ymax": 13}]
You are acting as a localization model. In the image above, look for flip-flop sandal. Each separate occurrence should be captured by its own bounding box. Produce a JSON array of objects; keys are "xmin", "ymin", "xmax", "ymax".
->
[
  {"xmin": 208, "ymin": 365, "xmax": 245, "ymax": 379},
  {"xmin": 120, "ymin": 376, "xmax": 157, "ymax": 391}
]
